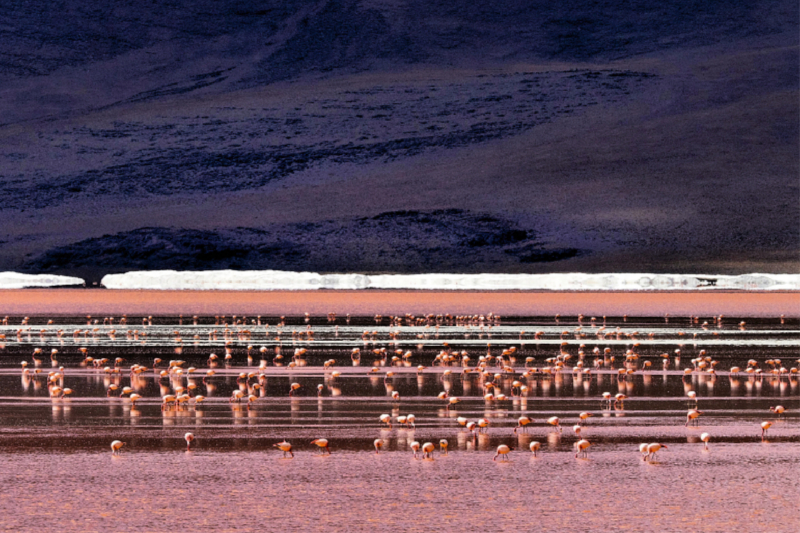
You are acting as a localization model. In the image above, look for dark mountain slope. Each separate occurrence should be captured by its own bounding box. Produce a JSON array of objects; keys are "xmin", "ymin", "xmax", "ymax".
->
[{"xmin": 0, "ymin": 1, "xmax": 796, "ymax": 278}]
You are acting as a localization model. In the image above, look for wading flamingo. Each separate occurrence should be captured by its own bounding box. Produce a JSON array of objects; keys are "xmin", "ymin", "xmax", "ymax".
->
[
  {"xmin": 422, "ymin": 442, "xmax": 435, "ymax": 459},
  {"xmin": 514, "ymin": 416, "xmax": 532, "ymax": 433},
  {"xmin": 645, "ymin": 443, "xmax": 667, "ymax": 461},
  {"xmin": 410, "ymin": 441, "xmax": 420, "ymax": 458},
  {"xmin": 761, "ymin": 421, "xmax": 772, "ymax": 440},
  {"xmin": 685, "ymin": 409, "xmax": 703, "ymax": 427},
  {"xmin": 575, "ymin": 439, "xmax": 591, "ymax": 458},
  {"xmin": 529, "ymin": 441, "xmax": 541, "ymax": 456},
  {"xmin": 311, "ymin": 438, "xmax": 331, "ymax": 454},
  {"xmin": 494, "ymin": 444, "xmax": 511, "ymax": 461},
  {"xmin": 639, "ymin": 443, "xmax": 649, "ymax": 461},
  {"xmin": 274, "ymin": 440, "xmax": 293, "ymax": 458}
]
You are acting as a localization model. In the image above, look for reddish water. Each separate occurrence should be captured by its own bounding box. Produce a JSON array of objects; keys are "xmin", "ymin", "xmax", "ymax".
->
[
  {"xmin": 0, "ymin": 443, "xmax": 797, "ymax": 532},
  {"xmin": 0, "ymin": 313, "xmax": 797, "ymax": 532}
]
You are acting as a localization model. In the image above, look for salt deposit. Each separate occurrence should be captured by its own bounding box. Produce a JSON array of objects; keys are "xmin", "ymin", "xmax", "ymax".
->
[
  {"xmin": 99, "ymin": 270, "xmax": 800, "ymax": 291},
  {"xmin": 0, "ymin": 272, "xmax": 84, "ymax": 289}
]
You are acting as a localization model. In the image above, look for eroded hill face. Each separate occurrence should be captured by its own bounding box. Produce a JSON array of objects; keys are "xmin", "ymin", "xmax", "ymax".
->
[{"xmin": 0, "ymin": 0, "xmax": 797, "ymax": 279}]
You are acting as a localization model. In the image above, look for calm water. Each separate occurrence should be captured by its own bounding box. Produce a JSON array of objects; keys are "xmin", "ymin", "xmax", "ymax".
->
[{"xmin": 0, "ymin": 314, "xmax": 797, "ymax": 532}]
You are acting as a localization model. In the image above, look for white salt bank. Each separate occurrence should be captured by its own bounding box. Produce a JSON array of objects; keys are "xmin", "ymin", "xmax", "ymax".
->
[
  {"xmin": 0, "ymin": 272, "xmax": 84, "ymax": 289},
  {"xmin": 100, "ymin": 270, "xmax": 800, "ymax": 291}
]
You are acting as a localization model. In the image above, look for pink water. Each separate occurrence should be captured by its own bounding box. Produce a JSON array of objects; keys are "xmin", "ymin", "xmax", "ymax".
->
[
  {"xmin": 1, "ymin": 442, "xmax": 797, "ymax": 532},
  {"xmin": 0, "ymin": 313, "xmax": 797, "ymax": 532}
]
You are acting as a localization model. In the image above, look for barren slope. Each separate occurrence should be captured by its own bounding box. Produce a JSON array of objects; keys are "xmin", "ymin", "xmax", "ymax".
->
[{"xmin": 0, "ymin": 1, "xmax": 796, "ymax": 281}]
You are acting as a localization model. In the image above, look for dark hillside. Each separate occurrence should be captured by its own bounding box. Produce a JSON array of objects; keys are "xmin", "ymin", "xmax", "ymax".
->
[{"xmin": 0, "ymin": 1, "xmax": 796, "ymax": 279}]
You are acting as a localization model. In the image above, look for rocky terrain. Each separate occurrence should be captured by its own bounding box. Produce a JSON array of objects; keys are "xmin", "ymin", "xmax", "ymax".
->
[{"xmin": 0, "ymin": 0, "xmax": 797, "ymax": 282}]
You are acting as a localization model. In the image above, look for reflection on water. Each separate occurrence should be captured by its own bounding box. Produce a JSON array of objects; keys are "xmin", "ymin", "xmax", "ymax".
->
[{"xmin": 0, "ymin": 314, "xmax": 797, "ymax": 532}]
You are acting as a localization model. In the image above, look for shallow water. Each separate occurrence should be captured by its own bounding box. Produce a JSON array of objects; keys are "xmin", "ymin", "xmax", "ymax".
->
[{"xmin": 0, "ymin": 314, "xmax": 797, "ymax": 532}]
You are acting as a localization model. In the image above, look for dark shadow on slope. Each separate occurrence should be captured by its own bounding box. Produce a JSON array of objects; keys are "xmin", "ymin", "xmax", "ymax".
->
[{"xmin": 22, "ymin": 210, "xmax": 585, "ymax": 283}]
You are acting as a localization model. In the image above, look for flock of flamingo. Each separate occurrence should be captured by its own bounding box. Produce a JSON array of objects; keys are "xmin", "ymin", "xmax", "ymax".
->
[
  {"xmin": 4, "ymin": 313, "xmax": 794, "ymax": 462},
  {"xmin": 108, "ymin": 397, "xmax": 788, "ymax": 461}
]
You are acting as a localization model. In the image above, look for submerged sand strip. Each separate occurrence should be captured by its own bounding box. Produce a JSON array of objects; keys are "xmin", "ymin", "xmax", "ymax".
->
[{"xmin": 0, "ymin": 289, "xmax": 797, "ymax": 317}]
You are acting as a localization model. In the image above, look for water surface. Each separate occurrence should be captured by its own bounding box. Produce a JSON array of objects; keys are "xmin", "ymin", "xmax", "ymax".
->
[{"xmin": 0, "ymin": 314, "xmax": 797, "ymax": 532}]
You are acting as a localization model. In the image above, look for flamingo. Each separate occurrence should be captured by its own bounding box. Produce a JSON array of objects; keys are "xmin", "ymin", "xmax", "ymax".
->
[
  {"xmin": 477, "ymin": 418, "xmax": 490, "ymax": 433},
  {"xmin": 439, "ymin": 439, "xmax": 448, "ymax": 454},
  {"xmin": 639, "ymin": 443, "xmax": 649, "ymax": 461},
  {"xmin": 274, "ymin": 440, "xmax": 293, "ymax": 458},
  {"xmin": 685, "ymin": 409, "xmax": 703, "ymax": 426},
  {"xmin": 247, "ymin": 394, "xmax": 259, "ymax": 410},
  {"xmin": 769, "ymin": 405, "xmax": 785, "ymax": 416},
  {"xmin": 185, "ymin": 433, "xmax": 194, "ymax": 451},
  {"xmin": 547, "ymin": 416, "xmax": 562, "ymax": 433},
  {"xmin": 162, "ymin": 394, "xmax": 178, "ymax": 410},
  {"xmin": 687, "ymin": 391, "xmax": 697, "ymax": 407},
  {"xmin": 128, "ymin": 393, "xmax": 141, "ymax": 407},
  {"xmin": 406, "ymin": 414, "xmax": 416, "ymax": 429},
  {"xmin": 573, "ymin": 424, "xmax": 582, "ymax": 437},
  {"xmin": 529, "ymin": 441, "xmax": 541, "ymax": 456},
  {"xmin": 379, "ymin": 414, "xmax": 392, "ymax": 429},
  {"xmin": 614, "ymin": 393, "xmax": 627, "ymax": 409},
  {"xmin": 374, "ymin": 439, "xmax": 384, "ymax": 453},
  {"xmin": 514, "ymin": 416, "xmax": 532, "ymax": 433},
  {"xmin": 575, "ymin": 439, "xmax": 591, "ymax": 458},
  {"xmin": 421, "ymin": 442, "xmax": 435, "ymax": 459},
  {"xmin": 494, "ymin": 444, "xmax": 511, "ymax": 461},
  {"xmin": 578, "ymin": 412, "xmax": 592, "ymax": 424},
  {"xmin": 447, "ymin": 397, "xmax": 461, "ymax": 411},
  {"xmin": 289, "ymin": 383, "xmax": 301, "ymax": 396},
  {"xmin": 700, "ymin": 432, "xmax": 711, "ymax": 450},
  {"xmin": 645, "ymin": 443, "xmax": 667, "ymax": 461},
  {"xmin": 110, "ymin": 440, "xmax": 125, "ymax": 455},
  {"xmin": 761, "ymin": 421, "xmax": 772, "ymax": 440},
  {"xmin": 311, "ymin": 438, "xmax": 331, "ymax": 454},
  {"xmin": 601, "ymin": 392, "xmax": 612, "ymax": 408},
  {"xmin": 410, "ymin": 441, "xmax": 421, "ymax": 458}
]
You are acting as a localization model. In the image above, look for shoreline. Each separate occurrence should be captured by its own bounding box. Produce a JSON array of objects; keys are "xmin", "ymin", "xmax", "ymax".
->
[{"xmin": 0, "ymin": 289, "xmax": 797, "ymax": 316}]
